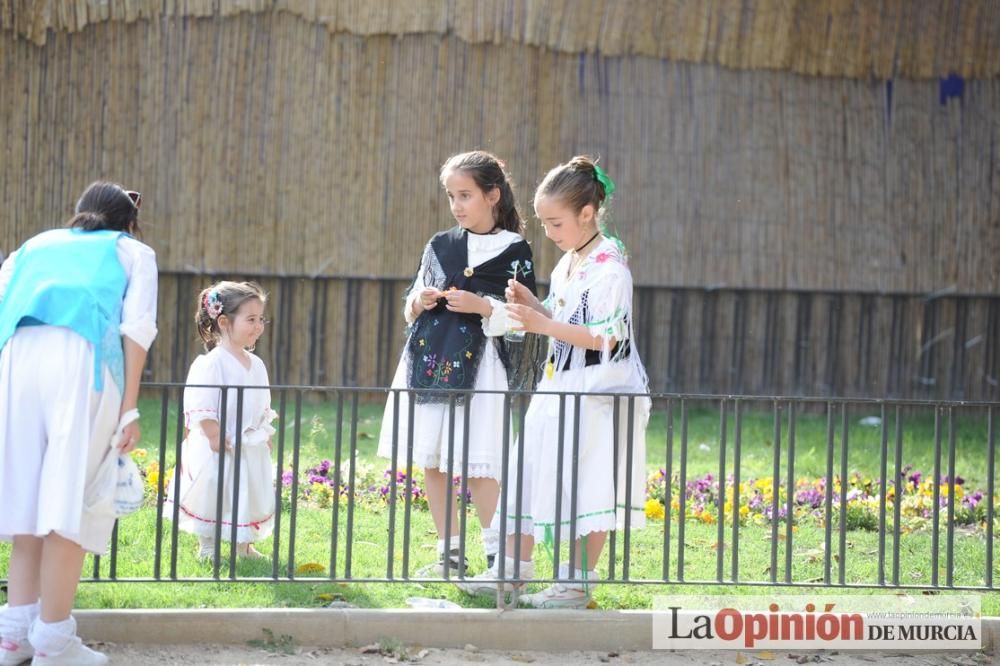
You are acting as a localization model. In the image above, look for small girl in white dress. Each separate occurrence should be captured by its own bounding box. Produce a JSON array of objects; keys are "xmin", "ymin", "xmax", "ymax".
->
[{"xmin": 166, "ymin": 281, "xmax": 275, "ymax": 560}]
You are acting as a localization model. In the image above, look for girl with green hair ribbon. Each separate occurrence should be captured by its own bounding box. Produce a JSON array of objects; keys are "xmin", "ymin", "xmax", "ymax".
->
[{"xmin": 459, "ymin": 156, "xmax": 651, "ymax": 608}]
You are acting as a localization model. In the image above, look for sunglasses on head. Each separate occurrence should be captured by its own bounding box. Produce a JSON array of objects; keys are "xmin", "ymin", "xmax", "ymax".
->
[{"xmin": 125, "ymin": 190, "xmax": 142, "ymax": 210}]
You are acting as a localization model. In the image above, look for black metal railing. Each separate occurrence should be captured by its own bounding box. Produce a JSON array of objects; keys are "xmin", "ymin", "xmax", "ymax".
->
[{"xmin": 15, "ymin": 383, "xmax": 991, "ymax": 603}]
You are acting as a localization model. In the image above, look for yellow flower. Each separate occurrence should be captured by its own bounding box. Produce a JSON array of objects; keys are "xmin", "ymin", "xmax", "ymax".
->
[
  {"xmin": 465, "ymin": 351, "xmax": 473, "ymax": 359},
  {"xmin": 131, "ymin": 448, "xmax": 147, "ymax": 460},
  {"xmin": 645, "ymin": 499, "xmax": 665, "ymax": 520},
  {"xmin": 739, "ymin": 505, "xmax": 750, "ymax": 518},
  {"xmin": 296, "ymin": 562, "xmax": 326, "ymax": 575},
  {"xmin": 145, "ymin": 461, "xmax": 160, "ymax": 489},
  {"xmin": 699, "ymin": 511, "xmax": 715, "ymax": 524},
  {"xmin": 942, "ymin": 483, "xmax": 964, "ymax": 499}
]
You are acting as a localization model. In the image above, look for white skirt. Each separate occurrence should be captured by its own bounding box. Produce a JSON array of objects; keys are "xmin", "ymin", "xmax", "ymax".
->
[
  {"xmin": 165, "ymin": 428, "xmax": 275, "ymax": 543},
  {"xmin": 0, "ymin": 326, "xmax": 120, "ymax": 554},
  {"xmin": 503, "ymin": 365, "xmax": 650, "ymax": 543},
  {"xmin": 377, "ymin": 338, "xmax": 510, "ymax": 479}
]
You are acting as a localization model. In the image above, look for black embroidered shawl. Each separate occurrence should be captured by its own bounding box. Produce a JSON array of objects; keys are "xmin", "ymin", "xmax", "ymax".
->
[{"xmin": 406, "ymin": 227, "xmax": 537, "ymax": 403}]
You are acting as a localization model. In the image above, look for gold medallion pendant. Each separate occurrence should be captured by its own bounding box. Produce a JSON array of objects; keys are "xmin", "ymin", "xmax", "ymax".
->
[{"xmin": 463, "ymin": 267, "xmax": 474, "ymax": 277}]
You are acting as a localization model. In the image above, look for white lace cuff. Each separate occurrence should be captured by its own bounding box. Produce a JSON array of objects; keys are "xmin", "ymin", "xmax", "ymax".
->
[
  {"xmin": 480, "ymin": 296, "xmax": 507, "ymax": 337},
  {"xmin": 403, "ymin": 290, "xmax": 421, "ymax": 325}
]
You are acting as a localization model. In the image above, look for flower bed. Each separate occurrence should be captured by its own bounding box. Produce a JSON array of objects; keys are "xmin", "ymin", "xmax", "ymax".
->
[
  {"xmin": 135, "ymin": 449, "xmax": 994, "ymax": 533},
  {"xmin": 645, "ymin": 464, "xmax": 993, "ymax": 531}
]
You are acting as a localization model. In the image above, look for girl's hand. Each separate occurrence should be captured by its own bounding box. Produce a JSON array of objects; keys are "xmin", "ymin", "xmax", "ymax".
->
[
  {"xmin": 444, "ymin": 290, "xmax": 490, "ymax": 317},
  {"xmin": 118, "ymin": 421, "xmax": 141, "ymax": 453},
  {"xmin": 505, "ymin": 279, "xmax": 538, "ymax": 307},
  {"xmin": 507, "ymin": 279, "xmax": 549, "ymax": 315},
  {"xmin": 209, "ymin": 435, "xmax": 233, "ymax": 453},
  {"xmin": 417, "ymin": 287, "xmax": 442, "ymax": 313},
  {"xmin": 506, "ymin": 303, "xmax": 551, "ymax": 335}
]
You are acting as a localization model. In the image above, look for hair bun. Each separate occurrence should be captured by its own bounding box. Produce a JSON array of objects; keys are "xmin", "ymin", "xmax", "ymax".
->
[
  {"xmin": 68, "ymin": 211, "xmax": 106, "ymax": 227},
  {"xmin": 567, "ymin": 155, "xmax": 597, "ymax": 174}
]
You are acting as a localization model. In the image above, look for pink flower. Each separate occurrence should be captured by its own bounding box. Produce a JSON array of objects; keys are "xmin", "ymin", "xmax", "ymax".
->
[{"xmin": 594, "ymin": 251, "xmax": 612, "ymax": 263}]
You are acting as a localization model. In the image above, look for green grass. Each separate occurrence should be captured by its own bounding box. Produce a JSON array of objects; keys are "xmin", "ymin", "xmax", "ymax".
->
[
  {"xmin": 135, "ymin": 395, "xmax": 994, "ymax": 484},
  {"xmin": 2, "ymin": 396, "xmax": 998, "ymax": 613}
]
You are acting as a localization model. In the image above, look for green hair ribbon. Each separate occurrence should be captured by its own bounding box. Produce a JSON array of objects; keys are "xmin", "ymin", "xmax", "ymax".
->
[{"xmin": 593, "ymin": 164, "xmax": 616, "ymax": 198}]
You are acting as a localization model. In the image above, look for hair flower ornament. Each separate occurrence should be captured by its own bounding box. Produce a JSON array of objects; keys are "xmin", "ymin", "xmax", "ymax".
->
[{"xmin": 203, "ymin": 290, "xmax": 223, "ymax": 320}]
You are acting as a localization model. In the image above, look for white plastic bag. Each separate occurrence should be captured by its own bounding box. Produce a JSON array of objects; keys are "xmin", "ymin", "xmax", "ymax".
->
[
  {"xmin": 112, "ymin": 453, "xmax": 145, "ymax": 516},
  {"xmin": 83, "ymin": 409, "xmax": 145, "ymax": 519}
]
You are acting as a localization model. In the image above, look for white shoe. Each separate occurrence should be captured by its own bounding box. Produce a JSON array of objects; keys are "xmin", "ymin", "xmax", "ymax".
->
[
  {"xmin": 31, "ymin": 637, "xmax": 107, "ymax": 665},
  {"xmin": 457, "ymin": 560, "xmax": 533, "ymax": 596},
  {"xmin": 518, "ymin": 583, "xmax": 593, "ymax": 609},
  {"xmin": 0, "ymin": 638, "xmax": 32, "ymax": 665},
  {"xmin": 413, "ymin": 558, "xmax": 463, "ymax": 578},
  {"xmin": 413, "ymin": 549, "xmax": 467, "ymax": 578}
]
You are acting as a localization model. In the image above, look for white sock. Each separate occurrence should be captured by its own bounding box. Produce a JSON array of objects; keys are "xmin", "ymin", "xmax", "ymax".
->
[
  {"xmin": 437, "ymin": 535, "xmax": 461, "ymax": 557},
  {"xmin": 28, "ymin": 616, "xmax": 77, "ymax": 655},
  {"xmin": 557, "ymin": 564, "xmax": 598, "ymax": 588},
  {"xmin": 0, "ymin": 602, "xmax": 39, "ymax": 641},
  {"xmin": 481, "ymin": 527, "xmax": 500, "ymax": 557}
]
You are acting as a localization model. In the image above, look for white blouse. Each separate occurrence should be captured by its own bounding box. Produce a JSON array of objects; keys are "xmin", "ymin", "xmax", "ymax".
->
[{"xmin": 183, "ymin": 346, "xmax": 275, "ymax": 446}]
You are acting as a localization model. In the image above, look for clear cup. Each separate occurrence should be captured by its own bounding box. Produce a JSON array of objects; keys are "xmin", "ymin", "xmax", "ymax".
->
[
  {"xmin": 504, "ymin": 268, "xmax": 526, "ymax": 343},
  {"xmin": 504, "ymin": 326, "xmax": 526, "ymax": 343}
]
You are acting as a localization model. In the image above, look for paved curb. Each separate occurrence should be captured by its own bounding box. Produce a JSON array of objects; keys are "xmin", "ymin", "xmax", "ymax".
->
[{"xmin": 75, "ymin": 609, "xmax": 999, "ymax": 652}]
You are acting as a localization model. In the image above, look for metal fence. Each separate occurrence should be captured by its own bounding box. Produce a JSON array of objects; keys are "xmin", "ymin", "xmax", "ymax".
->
[{"xmin": 39, "ymin": 384, "xmax": 998, "ymax": 604}]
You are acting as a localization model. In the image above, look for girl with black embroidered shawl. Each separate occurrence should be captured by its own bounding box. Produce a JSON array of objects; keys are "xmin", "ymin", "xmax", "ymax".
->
[{"xmin": 377, "ymin": 151, "xmax": 537, "ymax": 577}]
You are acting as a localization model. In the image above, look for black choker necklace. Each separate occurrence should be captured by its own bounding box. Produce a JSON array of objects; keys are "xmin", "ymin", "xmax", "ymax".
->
[
  {"xmin": 468, "ymin": 225, "xmax": 499, "ymax": 236},
  {"xmin": 573, "ymin": 231, "xmax": 601, "ymax": 253}
]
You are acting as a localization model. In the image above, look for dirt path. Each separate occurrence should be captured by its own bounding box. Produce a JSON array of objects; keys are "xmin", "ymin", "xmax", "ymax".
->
[{"xmin": 92, "ymin": 641, "xmax": 992, "ymax": 665}]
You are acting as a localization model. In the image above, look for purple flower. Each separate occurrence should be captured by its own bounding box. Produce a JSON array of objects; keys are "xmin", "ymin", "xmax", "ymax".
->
[
  {"xmin": 795, "ymin": 488, "xmax": 824, "ymax": 509},
  {"xmin": 963, "ymin": 491, "xmax": 983, "ymax": 509}
]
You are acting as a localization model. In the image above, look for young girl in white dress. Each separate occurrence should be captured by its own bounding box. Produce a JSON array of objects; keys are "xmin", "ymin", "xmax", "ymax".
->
[
  {"xmin": 0, "ymin": 182, "xmax": 157, "ymax": 665},
  {"xmin": 464, "ymin": 156, "xmax": 650, "ymax": 607},
  {"xmin": 166, "ymin": 281, "xmax": 275, "ymax": 560},
  {"xmin": 377, "ymin": 150, "xmax": 537, "ymax": 576}
]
